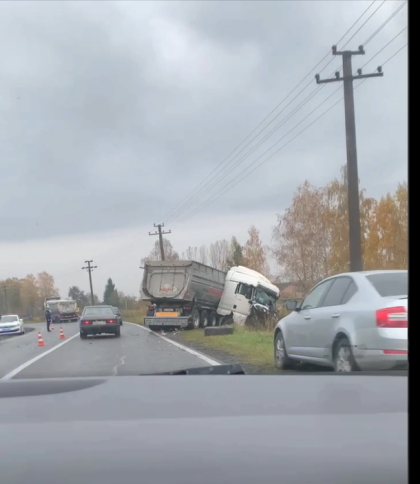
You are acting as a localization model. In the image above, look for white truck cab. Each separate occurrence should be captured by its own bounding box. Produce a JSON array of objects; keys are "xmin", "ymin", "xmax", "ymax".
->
[{"xmin": 217, "ymin": 266, "xmax": 280, "ymax": 325}]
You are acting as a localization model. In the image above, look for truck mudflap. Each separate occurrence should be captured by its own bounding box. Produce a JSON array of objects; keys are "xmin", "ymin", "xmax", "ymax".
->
[{"xmin": 144, "ymin": 316, "xmax": 190, "ymax": 329}]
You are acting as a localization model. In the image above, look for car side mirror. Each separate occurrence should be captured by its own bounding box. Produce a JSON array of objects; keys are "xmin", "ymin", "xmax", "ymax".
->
[{"xmin": 285, "ymin": 300, "xmax": 298, "ymax": 311}]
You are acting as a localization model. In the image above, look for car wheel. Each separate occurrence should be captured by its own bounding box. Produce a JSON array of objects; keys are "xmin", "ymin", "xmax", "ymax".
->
[
  {"xmin": 274, "ymin": 330, "xmax": 295, "ymax": 370},
  {"xmin": 333, "ymin": 337, "xmax": 359, "ymax": 372},
  {"xmin": 80, "ymin": 331, "xmax": 87, "ymax": 340},
  {"xmin": 115, "ymin": 329, "xmax": 121, "ymax": 337}
]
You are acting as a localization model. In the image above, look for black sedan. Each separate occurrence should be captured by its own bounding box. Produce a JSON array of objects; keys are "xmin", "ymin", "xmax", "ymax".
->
[
  {"xmin": 79, "ymin": 306, "xmax": 121, "ymax": 339},
  {"xmin": 113, "ymin": 307, "xmax": 123, "ymax": 325}
]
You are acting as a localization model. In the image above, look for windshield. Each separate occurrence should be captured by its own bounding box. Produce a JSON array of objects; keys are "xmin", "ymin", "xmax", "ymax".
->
[
  {"xmin": 83, "ymin": 307, "xmax": 115, "ymax": 318},
  {"xmin": 366, "ymin": 272, "xmax": 408, "ymax": 297},
  {"xmin": 0, "ymin": 1, "xmax": 407, "ymax": 381},
  {"xmin": 0, "ymin": 315, "xmax": 19, "ymax": 323},
  {"xmin": 254, "ymin": 287, "xmax": 276, "ymax": 307}
]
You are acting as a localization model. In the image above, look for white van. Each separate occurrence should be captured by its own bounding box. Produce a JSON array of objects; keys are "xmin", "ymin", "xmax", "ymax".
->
[{"xmin": 216, "ymin": 266, "xmax": 280, "ymax": 325}]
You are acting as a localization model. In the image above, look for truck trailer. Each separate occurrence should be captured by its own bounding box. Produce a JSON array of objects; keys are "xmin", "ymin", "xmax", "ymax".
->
[
  {"xmin": 141, "ymin": 260, "xmax": 280, "ymax": 330},
  {"xmin": 46, "ymin": 298, "xmax": 79, "ymax": 323},
  {"xmin": 141, "ymin": 260, "xmax": 226, "ymax": 330}
]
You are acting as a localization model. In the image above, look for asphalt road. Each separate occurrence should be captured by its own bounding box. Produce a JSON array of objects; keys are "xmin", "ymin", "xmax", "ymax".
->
[{"xmin": 0, "ymin": 322, "xmax": 220, "ymax": 380}]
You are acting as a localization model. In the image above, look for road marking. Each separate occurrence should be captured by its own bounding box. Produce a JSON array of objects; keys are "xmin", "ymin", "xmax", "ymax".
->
[
  {"xmin": 0, "ymin": 332, "xmax": 79, "ymax": 380},
  {"xmin": 126, "ymin": 322, "xmax": 222, "ymax": 366}
]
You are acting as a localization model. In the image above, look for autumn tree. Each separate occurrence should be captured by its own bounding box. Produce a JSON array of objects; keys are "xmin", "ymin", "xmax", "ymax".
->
[
  {"xmin": 142, "ymin": 238, "xmax": 180, "ymax": 264},
  {"xmin": 365, "ymin": 182, "xmax": 408, "ymax": 269},
  {"xmin": 271, "ymin": 181, "xmax": 331, "ymax": 288},
  {"xmin": 20, "ymin": 274, "xmax": 39, "ymax": 316},
  {"xmin": 37, "ymin": 271, "xmax": 59, "ymax": 302},
  {"xmin": 181, "ymin": 245, "xmax": 209, "ymax": 264},
  {"xmin": 323, "ymin": 167, "xmax": 377, "ymax": 274},
  {"xmin": 242, "ymin": 226, "xmax": 271, "ymax": 277},
  {"xmin": 225, "ymin": 236, "xmax": 243, "ymax": 268}
]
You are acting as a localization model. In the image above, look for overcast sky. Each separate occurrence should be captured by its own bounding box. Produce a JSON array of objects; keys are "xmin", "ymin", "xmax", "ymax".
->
[{"xmin": 0, "ymin": 1, "xmax": 407, "ymax": 297}]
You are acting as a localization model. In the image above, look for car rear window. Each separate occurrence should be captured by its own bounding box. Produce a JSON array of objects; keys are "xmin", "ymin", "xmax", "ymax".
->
[
  {"xmin": 366, "ymin": 272, "xmax": 408, "ymax": 297},
  {"xmin": 83, "ymin": 307, "xmax": 114, "ymax": 317}
]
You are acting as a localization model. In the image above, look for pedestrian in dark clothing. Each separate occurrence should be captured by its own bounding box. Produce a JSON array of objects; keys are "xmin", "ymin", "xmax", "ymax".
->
[{"xmin": 45, "ymin": 307, "xmax": 52, "ymax": 332}]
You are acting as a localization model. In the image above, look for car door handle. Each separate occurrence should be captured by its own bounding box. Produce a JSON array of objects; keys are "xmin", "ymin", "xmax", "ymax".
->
[
  {"xmin": 233, "ymin": 305, "xmax": 237, "ymax": 309},
  {"xmin": 304, "ymin": 316, "xmax": 311, "ymax": 320},
  {"xmin": 331, "ymin": 314, "xmax": 340, "ymax": 318}
]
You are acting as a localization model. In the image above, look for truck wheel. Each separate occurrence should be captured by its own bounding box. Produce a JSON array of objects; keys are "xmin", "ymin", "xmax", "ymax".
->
[
  {"xmin": 191, "ymin": 309, "xmax": 200, "ymax": 330},
  {"xmin": 209, "ymin": 312, "xmax": 217, "ymax": 327},
  {"xmin": 200, "ymin": 310, "xmax": 209, "ymax": 328}
]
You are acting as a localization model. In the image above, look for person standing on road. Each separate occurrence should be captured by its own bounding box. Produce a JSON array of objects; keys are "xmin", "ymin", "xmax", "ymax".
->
[{"xmin": 45, "ymin": 306, "xmax": 52, "ymax": 332}]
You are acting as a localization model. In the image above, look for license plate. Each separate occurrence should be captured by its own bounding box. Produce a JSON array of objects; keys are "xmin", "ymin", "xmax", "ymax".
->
[
  {"xmin": 156, "ymin": 312, "xmax": 179, "ymax": 317},
  {"xmin": 145, "ymin": 317, "xmax": 188, "ymax": 327},
  {"xmin": 93, "ymin": 320, "xmax": 105, "ymax": 325}
]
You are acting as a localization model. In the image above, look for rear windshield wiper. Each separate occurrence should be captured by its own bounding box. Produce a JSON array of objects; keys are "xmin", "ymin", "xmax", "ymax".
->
[{"xmin": 143, "ymin": 364, "xmax": 245, "ymax": 375}]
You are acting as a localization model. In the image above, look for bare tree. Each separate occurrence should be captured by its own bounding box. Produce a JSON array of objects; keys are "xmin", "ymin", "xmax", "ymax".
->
[
  {"xmin": 141, "ymin": 238, "xmax": 179, "ymax": 265},
  {"xmin": 209, "ymin": 239, "xmax": 230, "ymax": 270},
  {"xmin": 182, "ymin": 246, "xmax": 199, "ymax": 261},
  {"xmin": 199, "ymin": 245, "xmax": 208, "ymax": 264}
]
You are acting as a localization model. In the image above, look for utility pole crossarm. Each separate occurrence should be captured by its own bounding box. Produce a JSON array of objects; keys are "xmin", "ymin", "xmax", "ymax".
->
[
  {"xmin": 149, "ymin": 223, "xmax": 172, "ymax": 261},
  {"xmin": 314, "ymin": 45, "xmax": 384, "ymax": 273}
]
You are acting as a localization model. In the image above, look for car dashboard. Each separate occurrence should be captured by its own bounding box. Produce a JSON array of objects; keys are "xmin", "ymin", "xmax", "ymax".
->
[{"xmin": 0, "ymin": 370, "xmax": 408, "ymax": 484}]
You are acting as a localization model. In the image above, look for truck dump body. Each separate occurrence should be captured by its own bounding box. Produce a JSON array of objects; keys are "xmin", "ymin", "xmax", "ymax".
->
[{"xmin": 141, "ymin": 260, "xmax": 226, "ymax": 329}]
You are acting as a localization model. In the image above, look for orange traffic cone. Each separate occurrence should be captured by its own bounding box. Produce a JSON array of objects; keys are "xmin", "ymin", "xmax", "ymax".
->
[
  {"xmin": 37, "ymin": 332, "xmax": 45, "ymax": 347},
  {"xmin": 59, "ymin": 327, "xmax": 65, "ymax": 340},
  {"xmin": 50, "ymin": 323, "xmax": 54, "ymax": 331}
]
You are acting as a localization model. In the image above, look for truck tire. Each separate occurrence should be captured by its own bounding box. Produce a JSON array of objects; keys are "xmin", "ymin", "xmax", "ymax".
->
[
  {"xmin": 209, "ymin": 311, "xmax": 217, "ymax": 327},
  {"xmin": 200, "ymin": 310, "xmax": 209, "ymax": 328},
  {"xmin": 190, "ymin": 308, "xmax": 200, "ymax": 330}
]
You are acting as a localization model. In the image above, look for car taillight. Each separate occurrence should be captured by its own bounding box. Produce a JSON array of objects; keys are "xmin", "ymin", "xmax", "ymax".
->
[
  {"xmin": 84, "ymin": 320, "xmax": 90, "ymax": 325},
  {"xmin": 376, "ymin": 306, "xmax": 407, "ymax": 328},
  {"xmin": 107, "ymin": 319, "xmax": 115, "ymax": 324}
]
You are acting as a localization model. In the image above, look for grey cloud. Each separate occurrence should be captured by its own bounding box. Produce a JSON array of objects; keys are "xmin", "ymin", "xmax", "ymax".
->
[{"xmin": 0, "ymin": 1, "xmax": 407, "ymax": 242}]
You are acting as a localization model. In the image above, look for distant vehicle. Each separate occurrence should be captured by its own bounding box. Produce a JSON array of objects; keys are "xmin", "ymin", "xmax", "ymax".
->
[
  {"xmin": 44, "ymin": 296, "xmax": 61, "ymax": 310},
  {"xmin": 0, "ymin": 314, "xmax": 25, "ymax": 335},
  {"xmin": 112, "ymin": 307, "xmax": 123, "ymax": 325},
  {"xmin": 46, "ymin": 299, "xmax": 79, "ymax": 323},
  {"xmin": 141, "ymin": 260, "xmax": 279, "ymax": 331},
  {"xmin": 274, "ymin": 270, "xmax": 408, "ymax": 372},
  {"xmin": 79, "ymin": 305, "xmax": 121, "ymax": 339}
]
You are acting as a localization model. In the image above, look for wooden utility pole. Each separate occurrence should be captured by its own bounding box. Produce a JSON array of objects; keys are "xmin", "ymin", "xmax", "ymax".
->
[
  {"xmin": 315, "ymin": 45, "xmax": 383, "ymax": 272},
  {"xmin": 149, "ymin": 223, "xmax": 171, "ymax": 261},
  {"xmin": 82, "ymin": 260, "xmax": 97, "ymax": 305}
]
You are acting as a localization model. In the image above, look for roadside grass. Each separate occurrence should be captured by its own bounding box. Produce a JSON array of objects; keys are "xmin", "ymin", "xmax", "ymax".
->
[
  {"xmin": 180, "ymin": 326, "xmax": 275, "ymax": 371},
  {"xmin": 122, "ymin": 306, "xmax": 147, "ymax": 325}
]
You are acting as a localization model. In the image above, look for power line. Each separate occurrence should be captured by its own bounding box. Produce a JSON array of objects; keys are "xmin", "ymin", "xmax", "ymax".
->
[
  {"xmin": 162, "ymin": 0, "xmax": 379, "ymax": 223},
  {"xmin": 170, "ymin": 43, "xmax": 406, "ymax": 231},
  {"xmin": 167, "ymin": 5, "xmax": 406, "ymax": 225}
]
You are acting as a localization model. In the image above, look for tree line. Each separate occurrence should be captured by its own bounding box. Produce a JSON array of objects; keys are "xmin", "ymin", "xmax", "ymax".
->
[
  {"xmin": 1, "ymin": 167, "xmax": 407, "ymax": 315},
  {"xmin": 143, "ymin": 166, "xmax": 407, "ymax": 291},
  {"xmin": 0, "ymin": 274, "xmax": 139, "ymax": 317}
]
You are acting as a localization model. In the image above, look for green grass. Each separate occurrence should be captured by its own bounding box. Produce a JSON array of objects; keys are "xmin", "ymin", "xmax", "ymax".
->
[
  {"xmin": 122, "ymin": 307, "xmax": 147, "ymax": 325},
  {"xmin": 181, "ymin": 326, "xmax": 275, "ymax": 371}
]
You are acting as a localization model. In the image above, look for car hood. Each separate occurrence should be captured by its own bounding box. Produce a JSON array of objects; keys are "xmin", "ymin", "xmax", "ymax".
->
[{"xmin": 0, "ymin": 374, "xmax": 407, "ymax": 484}]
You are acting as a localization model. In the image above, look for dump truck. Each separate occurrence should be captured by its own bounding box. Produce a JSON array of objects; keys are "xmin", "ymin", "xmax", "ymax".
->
[
  {"xmin": 141, "ymin": 260, "xmax": 227, "ymax": 330},
  {"xmin": 46, "ymin": 298, "xmax": 79, "ymax": 323}
]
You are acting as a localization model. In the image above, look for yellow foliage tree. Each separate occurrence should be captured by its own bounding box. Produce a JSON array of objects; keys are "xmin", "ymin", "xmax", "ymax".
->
[
  {"xmin": 272, "ymin": 168, "xmax": 407, "ymax": 286},
  {"xmin": 242, "ymin": 225, "xmax": 271, "ymax": 278},
  {"xmin": 365, "ymin": 182, "xmax": 408, "ymax": 269}
]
